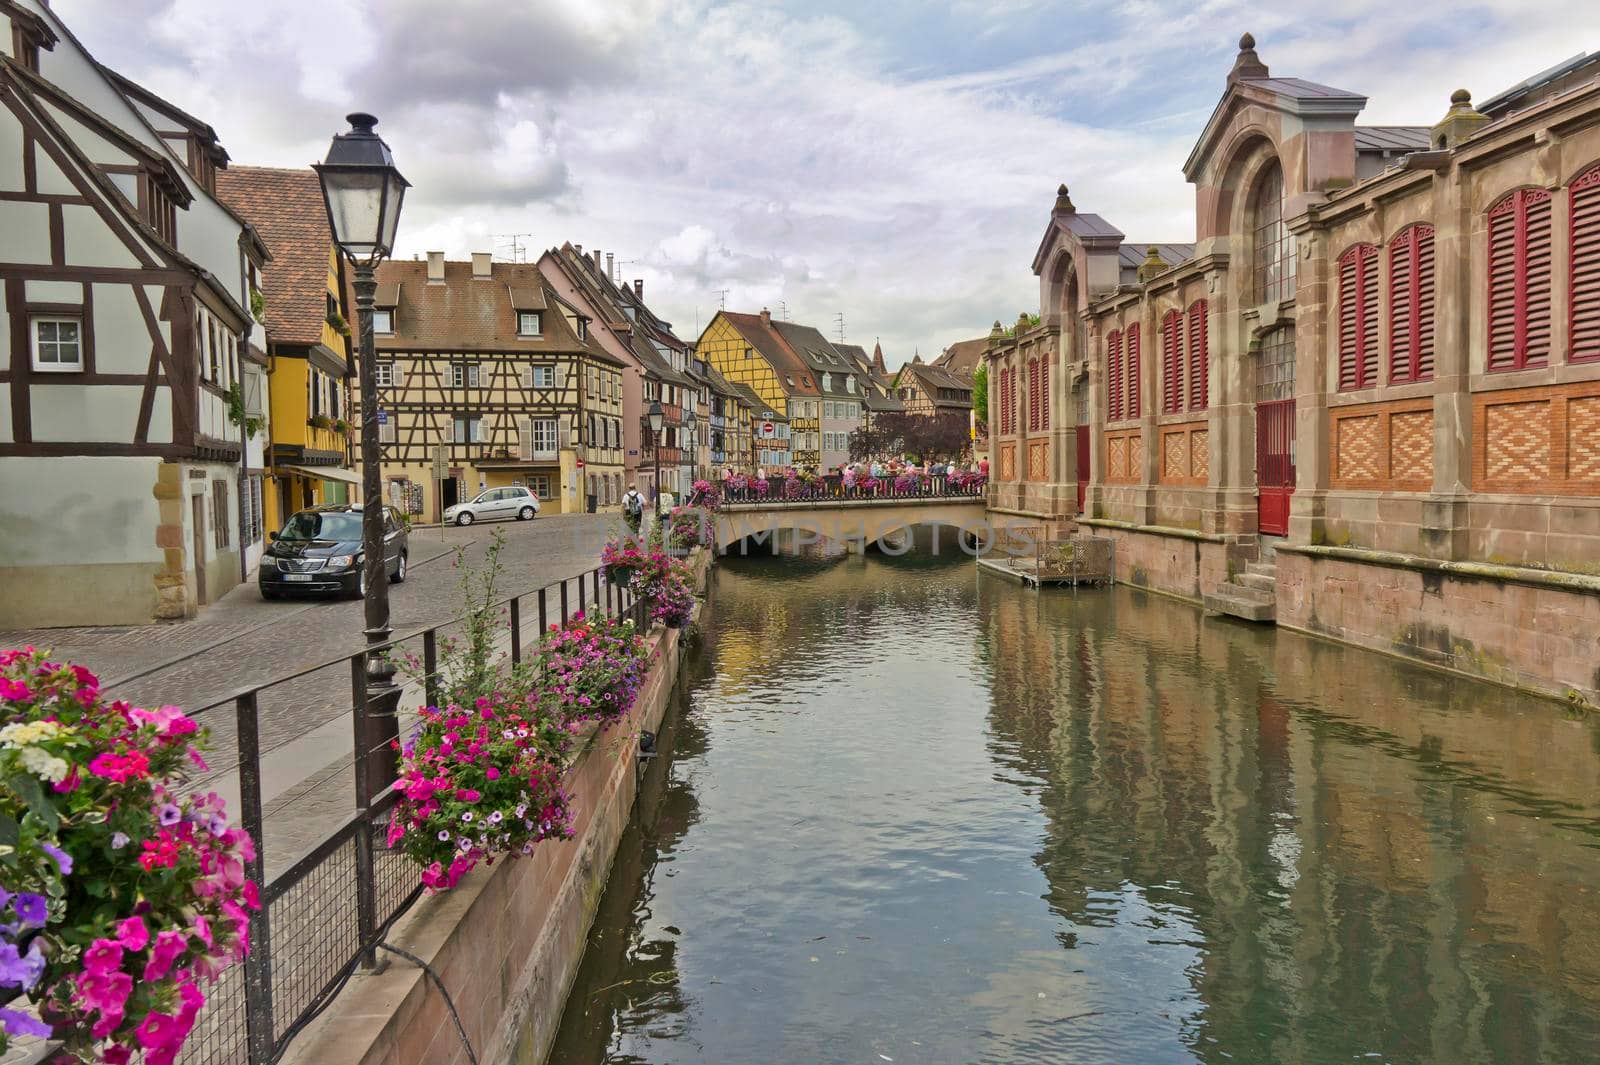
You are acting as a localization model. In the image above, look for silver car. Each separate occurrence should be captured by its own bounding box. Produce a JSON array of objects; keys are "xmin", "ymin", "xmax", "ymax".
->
[{"xmin": 445, "ymin": 485, "xmax": 541, "ymax": 525}]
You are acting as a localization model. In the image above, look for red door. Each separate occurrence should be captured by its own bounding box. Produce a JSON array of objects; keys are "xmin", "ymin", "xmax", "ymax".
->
[
  {"xmin": 1075, "ymin": 425, "xmax": 1090, "ymax": 513},
  {"xmin": 1256, "ymin": 399, "xmax": 1295, "ymax": 536}
]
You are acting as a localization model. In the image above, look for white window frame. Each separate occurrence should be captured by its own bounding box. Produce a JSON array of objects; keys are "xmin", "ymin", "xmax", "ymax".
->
[
  {"xmin": 372, "ymin": 309, "xmax": 394, "ymax": 334},
  {"xmin": 31, "ymin": 316, "xmax": 83, "ymax": 372},
  {"xmin": 452, "ymin": 414, "xmax": 483, "ymax": 443},
  {"xmin": 517, "ymin": 311, "xmax": 542, "ymax": 336},
  {"xmin": 532, "ymin": 364, "xmax": 555, "ymax": 389},
  {"xmin": 452, "ymin": 363, "xmax": 481, "ymax": 389},
  {"xmin": 376, "ymin": 361, "xmax": 394, "ymax": 387},
  {"xmin": 530, "ymin": 418, "xmax": 559, "ymax": 454}
]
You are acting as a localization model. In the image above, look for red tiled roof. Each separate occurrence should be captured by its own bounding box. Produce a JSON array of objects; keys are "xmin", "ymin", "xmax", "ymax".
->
[
  {"xmin": 721, "ymin": 311, "xmax": 819, "ymax": 395},
  {"xmin": 214, "ymin": 166, "xmax": 334, "ymax": 347},
  {"xmin": 934, "ymin": 338, "xmax": 988, "ymax": 376}
]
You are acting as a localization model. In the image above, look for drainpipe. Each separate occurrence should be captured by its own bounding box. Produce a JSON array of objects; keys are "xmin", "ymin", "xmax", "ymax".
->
[{"xmin": 237, "ymin": 237, "xmax": 252, "ymax": 585}]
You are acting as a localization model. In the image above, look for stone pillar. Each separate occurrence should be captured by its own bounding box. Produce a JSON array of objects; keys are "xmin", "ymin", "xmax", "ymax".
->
[
  {"xmin": 1086, "ymin": 322, "xmax": 1104, "ymax": 517},
  {"xmin": 1212, "ymin": 267, "xmax": 1257, "ymax": 536},
  {"xmin": 152, "ymin": 461, "xmax": 191, "ymax": 620},
  {"xmin": 1134, "ymin": 301, "xmax": 1159, "ymax": 525},
  {"xmin": 1288, "ymin": 224, "xmax": 1332, "ymax": 544},
  {"xmin": 1426, "ymin": 163, "xmax": 1472, "ymax": 559}
]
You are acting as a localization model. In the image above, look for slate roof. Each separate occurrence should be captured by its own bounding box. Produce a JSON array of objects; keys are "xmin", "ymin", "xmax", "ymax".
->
[
  {"xmin": 1118, "ymin": 242, "xmax": 1197, "ymax": 270},
  {"xmin": 1249, "ymin": 76, "xmax": 1365, "ymax": 102},
  {"xmin": 769, "ymin": 321, "xmax": 863, "ymax": 396},
  {"xmin": 1355, "ymin": 126, "xmax": 1431, "ymax": 152},
  {"xmin": 721, "ymin": 312, "xmax": 820, "ymax": 396},
  {"xmin": 369, "ymin": 259, "xmax": 625, "ymax": 365},
  {"xmin": 901, "ymin": 362, "xmax": 975, "ymax": 406},
  {"xmin": 933, "ymin": 337, "xmax": 989, "ymax": 376},
  {"xmin": 214, "ymin": 166, "xmax": 333, "ymax": 347}
]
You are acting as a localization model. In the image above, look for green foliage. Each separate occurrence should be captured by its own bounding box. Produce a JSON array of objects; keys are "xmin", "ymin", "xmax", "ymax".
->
[
  {"xmin": 307, "ymin": 413, "xmax": 334, "ymax": 431},
  {"xmin": 225, "ymin": 383, "xmax": 264, "ymax": 437},
  {"xmin": 327, "ymin": 310, "xmax": 351, "ymax": 337},
  {"xmin": 249, "ymin": 287, "xmax": 265, "ymax": 324},
  {"xmin": 971, "ymin": 364, "xmax": 988, "ymax": 423}
]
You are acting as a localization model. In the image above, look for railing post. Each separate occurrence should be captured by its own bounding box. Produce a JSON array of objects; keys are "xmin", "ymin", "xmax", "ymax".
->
[
  {"xmin": 350, "ymin": 654, "xmax": 379, "ymax": 970},
  {"xmin": 510, "ymin": 595, "xmax": 522, "ymax": 665},
  {"xmin": 560, "ymin": 578, "xmax": 569, "ymax": 625},
  {"xmin": 236, "ymin": 691, "xmax": 275, "ymax": 1065},
  {"xmin": 538, "ymin": 586, "xmax": 549, "ymax": 635},
  {"xmin": 422, "ymin": 628, "xmax": 439, "ymax": 709}
]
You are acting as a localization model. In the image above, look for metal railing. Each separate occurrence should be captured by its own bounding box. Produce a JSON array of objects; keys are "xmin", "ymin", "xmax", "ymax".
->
[
  {"xmin": 718, "ymin": 475, "xmax": 987, "ymax": 506},
  {"xmin": 177, "ymin": 566, "xmax": 654, "ymax": 1065}
]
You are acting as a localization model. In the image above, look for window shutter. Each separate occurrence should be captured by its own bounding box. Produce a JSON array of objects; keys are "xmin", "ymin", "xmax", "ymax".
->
[
  {"xmin": 1107, "ymin": 330, "xmax": 1123, "ymax": 422},
  {"xmin": 559, "ymin": 414, "xmax": 572, "ymax": 448},
  {"xmin": 518, "ymin": 418, "xmax": 532, "ymax": 460},
  {"xmin": 1187, "ymin": 300, "xmax": 1208, "ymax": 411},
  {"xmin": 1040, "ymin": 358, "xmax": 1049, "ymax": 429},
  {"xmin": 1488, "ymin": 197, "xmax": 1518, "ymax": 370},
  {"xmin": 1570, "ymin": 166, "xmax": 1600, "ymax": 363},
  {"xmin": 1489, "ymin": 189, "xmax": 1553, "ymax": 370},
  {"xmin": 1389, "ymin": 225, "xmax": 1435, "ymax": 382},
  {"xmin": 521, "ymin": 363, "xmax": 534, "ymax": 389},
  {"xmin": 1524, "ymin": 190, "xmax": 1553, "ymax": 366},
  {"xmin": 1338, "ymin": 244, "xmax": 1378, "ymax": 389},
  {"xmin": 1125, "ymin": 323, "xmax": 1141, "ymax": 419},
  {"xmin": 555, "ymin": 364, "xmax": 566, "ymax": 391},
  {"xmin": 1027, "ymin": 359, "xmax": 1039, "ymax": 432},
  {"xmin": 1161, "ymin": 310, "xmax": 1182, "ymax": 414},
  {"xmin": 393, "ymin": 363, "xmax": 406, "ymax": 388}
]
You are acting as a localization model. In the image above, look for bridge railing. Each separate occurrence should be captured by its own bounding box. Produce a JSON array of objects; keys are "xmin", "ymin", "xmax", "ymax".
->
[{"xmin": 717, "ymin": 473, "xmax": 988, "ymax": 506}]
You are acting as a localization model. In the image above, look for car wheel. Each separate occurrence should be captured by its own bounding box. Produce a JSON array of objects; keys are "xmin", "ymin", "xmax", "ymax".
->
[
  {"xmin": 261, "ymin": 587, "xmax": 281, "ymax": 601},
  {"xmin": 350, "ymin": 565, "xmax": 367, "ymax": 600},
  {"xmin": 390, "ymin": 552, "xmax": 407, "ymax": 583},
  {"xmin": 456, "ymin": 511, "xmax": 474, "ymax": 526},
  {"xmin": 518, "ymin": 505, "xmax": 535, "ymax": 521}
]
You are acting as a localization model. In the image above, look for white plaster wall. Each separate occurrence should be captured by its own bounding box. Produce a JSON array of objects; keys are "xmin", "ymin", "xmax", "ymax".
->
[
  {"xmin": 1, "ymin": 200, "xmax": 52, "ymax": 265},
  {"xmin": 1, "ymin": 284, "xmax": 10, "ymax": 372},
  {"xmin": 91, "ymin": 285, "xmax": 149, "ymax": 374},
  {"xmin": 0, "ymin": 455, "xmax": 163, "ymax": 566},
  {"xmin": 147, "ymin": 384, "xmax": 173, "ymax": 444},
  {"xmin": 32, "ymin": 146, "xmax": 75, "ymax": 196},
  {"xmin": 0, "ymin": 113, "xmax": 23, "ymax": 193},
  {"xmin": 0, "ymin": 387, "xmax": 11, "ymax": 443},
  {"xmin": 25, "ymin": 280, "xmax": 80, "ymax": 303},
  {"xmin": 30, "ymin": 384, "xmax": 142, "ymax": 442},
  {"xmin": 63, "ymin": 203, "xmax": 140, "ymax": 269}
]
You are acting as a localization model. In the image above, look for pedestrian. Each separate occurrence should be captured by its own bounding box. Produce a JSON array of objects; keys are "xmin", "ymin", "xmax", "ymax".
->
[{"xmin": 621, "ymin": 483, "xmax": 644, "ymax": 535}]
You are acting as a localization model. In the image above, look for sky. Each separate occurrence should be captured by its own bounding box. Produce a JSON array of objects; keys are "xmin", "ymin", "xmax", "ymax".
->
[{"xmin": 57, "ymin": 0, "xmax": 1596, "ymax": 369}]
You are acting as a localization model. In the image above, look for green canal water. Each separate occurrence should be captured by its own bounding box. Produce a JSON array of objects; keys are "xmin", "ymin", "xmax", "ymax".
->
[{"xmin": 549, "ymin": 551, "xmax": 1600, "ymax": 1064}]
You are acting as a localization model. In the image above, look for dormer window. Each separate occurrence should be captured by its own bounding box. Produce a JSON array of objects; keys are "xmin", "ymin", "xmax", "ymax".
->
[
  {"xmin": 139, "ymin": 172, "xmax": 178, "ymax": 245},
  {"xmin": 821, "ymin": 373, "xmax": 832, "ymax": 391},
  {"xmin": 518, "ymin": 311, "xmax": 542, "ymax": 336},
  {"xmin": 372, "ymin": 309, "xmax": 394, "ymax": 334}
]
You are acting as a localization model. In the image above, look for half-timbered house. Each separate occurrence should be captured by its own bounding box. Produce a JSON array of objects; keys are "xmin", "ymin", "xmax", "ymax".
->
[
  {"xmin": 0, "ymin": 0, "xmax": 268, "ymax": 626},
  {"xmin": 363, "ymin": 253, "xmax": 624, "ymax": 520}
]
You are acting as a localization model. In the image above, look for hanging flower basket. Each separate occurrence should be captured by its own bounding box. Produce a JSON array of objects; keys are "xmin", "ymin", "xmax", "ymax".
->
[{"xmin": 606, "ymin": 566, "xmax": 632, "ymax": 587}]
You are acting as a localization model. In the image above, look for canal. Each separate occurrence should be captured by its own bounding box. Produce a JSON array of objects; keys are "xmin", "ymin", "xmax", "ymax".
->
[{"xmin": 549, "ymin": 551, "xmax": 1600, "ymax": 1064}]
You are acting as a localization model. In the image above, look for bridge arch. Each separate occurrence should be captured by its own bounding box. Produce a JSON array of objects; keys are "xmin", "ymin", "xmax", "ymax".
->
[{"xmin": 715, "ymin": 499, "xmax": 1036, "ymax": 558}]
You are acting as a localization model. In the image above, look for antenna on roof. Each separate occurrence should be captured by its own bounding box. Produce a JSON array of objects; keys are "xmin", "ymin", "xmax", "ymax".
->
[
  {"xmin": 716, "ymin": 289, "xmax": 729, "ymax": 310},
  {"xmin": 493, "ymin": 234, "xmax": 534, "ymax": 263},
  {"xmin": 778, "ymin": 300, "xmax": 788, "ymax": 321},
  {"xmin": 834, "ymin": 312, "xmax": 845, "ymax": 344},
  {"xmin": 613, "ymin": 257, "xmax": 639, "ymax": 285}
]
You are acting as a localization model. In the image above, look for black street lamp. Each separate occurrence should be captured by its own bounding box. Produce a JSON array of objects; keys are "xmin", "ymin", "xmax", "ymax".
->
[
  {"xmin": 647, "ymin": 398, "xmax": 665, "ymax": 517},
  {"xmin": 315, "ymin": 113, "xmax": 409, "ymax": 796}
]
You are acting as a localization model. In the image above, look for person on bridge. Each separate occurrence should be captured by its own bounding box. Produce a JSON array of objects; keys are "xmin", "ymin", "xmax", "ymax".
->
[{"xmin": 622, "ymin": 484, "xmax": 645, "ymax": 534}]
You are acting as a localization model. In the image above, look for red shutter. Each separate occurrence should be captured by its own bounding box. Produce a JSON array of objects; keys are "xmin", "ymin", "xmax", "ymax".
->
[
  {"xmin": 1161, "ymin": 310, "xmax": 1182, "ymax": 414},
  {"xmin": 1338, "ymin": 244, "xmax": 1378, "ymax": 389},
  {"xmin": 1040, "ymin": 358, "xmax": 1050, "ymax": 429},
  {"xmin": 1489, "ymin": 188, "xmax": 1553, "ymax": 370},
  {"xmin": 1126, "ymin": 323, "xmax": 1141, "ymax": 418},
  {"xmin": 1187, "ymin": 300, "xmax": 1208, "ymax": 410},
  {"xmin": 1570, "ymin": 166, "xmax": 1600, "ymax": 363},
  {"xmin": 1107, "ymin": 330, "xmax": 1123, "ymax": 422},
  {"xmin": 1415, "ymin": 226, "xmax": 1436, "ymax": 380},
  {"xmin": 1028, "ymin": 359, "xmax": 1039, "ymax": 432}
]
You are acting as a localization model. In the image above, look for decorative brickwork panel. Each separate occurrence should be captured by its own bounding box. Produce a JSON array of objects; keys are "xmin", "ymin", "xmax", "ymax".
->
[
  {"xmin": 1107, "ymin": 436, "xmax": 1127, "ymax": 481},
  {"xmin": 1000, "ymin": 443, "xmax": 1017, "ymax": 482},
  {"xmin": 1191, "ymin": 431, "xmax": 1209, "ymax": 479},
  {"xmin": 1389, "ymin": 410, "xmax": 1434, "ymax": 487},
  {"xmin": 1164, "ymin": 431, "xmax": 1188, "ymax": 479},
  {"xmin": 1158, "ymin": 421, "xmax": 1207, "ymax": 486},
  {"xmin": 1129, "ymin": 436, "xmax": 1145, "ymax": 477},
  {"xmin": 1337, "ymin": 415, "xmax": 1382, "ymax": 482},
  {"xmin": 1566, "ymin": 397, "xmax": 1600, "ymax": 480},
  {"xmin": 1485, "ymin": 400, "xmax": 1550, "ymax": 483},
  {"xmin": 1028, "ymin": 440, "xmax": 1048, "ymax": 481}
]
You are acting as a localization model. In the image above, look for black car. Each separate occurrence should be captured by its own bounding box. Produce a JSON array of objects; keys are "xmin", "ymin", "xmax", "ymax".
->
[{"xmin": 259, "ymin": 504, "xmax": 408, "ymax": 600}]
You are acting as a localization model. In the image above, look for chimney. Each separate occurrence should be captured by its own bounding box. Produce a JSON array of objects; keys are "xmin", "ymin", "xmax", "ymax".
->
[
  {"xmin": 633, "ymin": 279, "xmax": 644, "ymax": 300},
  {"xmin": 760, "ymin": 307, "xmax": 771, "ymax": 324},
  {"xmin": 593, "ymin": 249, "xmax": 602, "ymax": 271},
  {"xmin": 606, "ymin": 252, "xmax": 614, "ymax": 281},
  {"xmin": 471, "ymin": 252, "xmax": 492, "ymax": 279},
  {"xmin": 426, "ymin": 251, "xmax": 445, "ymax": 283}
]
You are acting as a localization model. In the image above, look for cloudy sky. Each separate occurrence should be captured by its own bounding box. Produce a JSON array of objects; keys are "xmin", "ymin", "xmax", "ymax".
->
[{"xmin": 59, "ymin": 0, "xmax": 1594, "ymax": 367}]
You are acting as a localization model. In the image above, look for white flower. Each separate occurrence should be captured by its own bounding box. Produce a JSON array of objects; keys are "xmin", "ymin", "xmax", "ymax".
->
[
  {"xmin": 17, "ymin": 745, "xmax": 69, "ymax": 783},
  {"xmin": 0, "ymin": 721, "xmax": 60, "ymax": 748}
]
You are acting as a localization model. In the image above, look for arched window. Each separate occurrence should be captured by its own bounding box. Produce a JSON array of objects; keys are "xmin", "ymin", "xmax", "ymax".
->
[
  {"xmin": 1106, "ymin": 330, "xmax": 1124, "ymax": 422},
  {"xmin": 1487, "ymin": 188, "xmax": 1552, "ymax": 370},
  {"xmin": 1388, "ymin": 224, "xmax": 1436, "ymax": 381},
  {"xmin": 1027, "ymin": 359, "xmax": 1040, "ymax": 432},
  {"xmin": 1256, "ymin": 326, "xmax": 1296, "ymax": 403},
  {"xmin": 1337, "ymin": 243, "xmax": 1380, "ymax": 390},
  {"xmin": 1161, "ymin": 310, "xmax": 1183, "ymax": 414},
  {"xmin": 1570, "ymin": 164, "xmax": 1600, "ymax": 363},
  {"xmin": 1251, "ymin": 160, "xmax": 1295, "ymax": 303},
  {"xmin": 1187, "ymin": 300, "xmax": 1209, "ymax": 411},
  {"xmin": 1125, "ymin": 323, "xmax": 1141, "ymax": 419}
]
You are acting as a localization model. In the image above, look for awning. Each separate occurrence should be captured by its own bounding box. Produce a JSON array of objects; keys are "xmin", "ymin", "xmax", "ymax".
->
[{"xmin": 279, "ymin": 464, "xmax": 363, "ymax": 486}]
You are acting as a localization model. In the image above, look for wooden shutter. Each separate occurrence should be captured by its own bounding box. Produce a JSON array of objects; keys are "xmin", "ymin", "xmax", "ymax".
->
[
  {"xmin": 1488, "ymin": 188, "xmax": 1553, "ymax": 370},
  {"xmin": 555, "ymin": 363, "xmax": 566, "ymax": 391},
  {"xmin": 1338, "ymin": 244, "xmax": 1378, "ymax": 389},
  {"xmin": 521, "ymin": 363, "xmax": 534, "ymax": 389},
  {"xmin": 1040, "ymin": 357, "xmax": 1049, "ymax": 429},
  {"xmin": 517, "ymin": 418, "xmax": 532, "ymax": 460},
  {"xmin": 1125, "ymin": 323, "xmax": 1141, "ymax": 419},
  {"xmin": 1389, "ymin": 225, "xmax": 1435, "ymax": 382},
  {"xmin": 1570, "ymin": 166, "xmax": 1600, "ymax": 362},
  {"xmin": 1161, "ymin": 310, "xmax": 1182, "ymax": 414},
  {"xmin": 1187, "ymin": 300, "xmax": 1208, "ymax": 411},
  {"xmin": 559, "ymin": 414, "xmax": 573, "ymax": 448},
  {"xmin": 1027, "ymin": 359, "xmax": 1039, "ymax": 431},
  {"xmin": 1107, "ymin": 330, "xmax": 1123, "ymax": 422},
  {"xmin": 392, "ymin": 362, "xmax": 406, "ymax": 388}
]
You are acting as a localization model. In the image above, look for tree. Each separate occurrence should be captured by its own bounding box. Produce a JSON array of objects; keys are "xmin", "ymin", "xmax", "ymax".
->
[
  {"xmin": 971, "ymin": 364, "xmax": 988, "ymax": 424},
  {"xmin": 848, "ymin": 411, "xmax": 970, "ymax": 463}
]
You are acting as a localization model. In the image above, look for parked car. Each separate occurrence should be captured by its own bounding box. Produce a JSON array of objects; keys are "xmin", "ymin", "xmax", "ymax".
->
[
  {"xmin": 259, "ymin": 504, "xmax": 408, "ymax": 600},
  {"xmin": 444, "ymin": 485, "xmax": 540, "ymax": 526}
]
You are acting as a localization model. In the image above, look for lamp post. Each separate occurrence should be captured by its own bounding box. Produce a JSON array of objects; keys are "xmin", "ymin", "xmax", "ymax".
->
[
  {"xmin": 315, "ymin": 113, "xmax": 409, "ymax": 797},
  {"xmin": 647, "ymin": 399, "xmax": 664, "ymax": 517}
]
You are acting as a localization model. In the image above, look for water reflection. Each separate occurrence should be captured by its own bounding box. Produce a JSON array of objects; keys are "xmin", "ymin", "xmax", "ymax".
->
[{"xmin": 549, "ymin": 555, "xmax": 1600, "ymax": 1065}]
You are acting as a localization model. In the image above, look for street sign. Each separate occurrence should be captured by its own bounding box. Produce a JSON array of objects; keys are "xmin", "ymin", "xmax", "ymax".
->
[
  {"xmin": 760, "ymin": 421, "xmax": 776, "ymax": 438},
  {"xmin": 432, "ymin": 445, "xmax": 447, "ymax": 482},
  {"xmin": 576, "ymin": 458, "xmax": 585, "ymax": 468},
  {"xmin": 376, "ymin": 410, "xmax": 388, "ymax": 425}
]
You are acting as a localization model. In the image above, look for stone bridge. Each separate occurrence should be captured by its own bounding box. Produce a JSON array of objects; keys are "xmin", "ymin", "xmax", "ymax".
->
[{"xmin": 714, "ymin": 497, "xmax": 1035, "ymax": 554}]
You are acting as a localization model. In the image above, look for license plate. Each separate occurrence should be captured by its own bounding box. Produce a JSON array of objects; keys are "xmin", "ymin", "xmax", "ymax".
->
[{"xmin": 284, "ymin": 574, "xmax": 313, "ymax": 583}]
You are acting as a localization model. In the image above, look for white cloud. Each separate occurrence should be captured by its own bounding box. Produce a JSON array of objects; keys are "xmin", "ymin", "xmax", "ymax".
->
[{"xmin": 53, "ymin": 0, "xmax": 1600, "ymax": 362}]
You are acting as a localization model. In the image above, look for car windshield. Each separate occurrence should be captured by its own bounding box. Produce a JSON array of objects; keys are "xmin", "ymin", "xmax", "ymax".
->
[{"xmin": 278, "ymin": 511, "xmax": 362, "ymax": 541}]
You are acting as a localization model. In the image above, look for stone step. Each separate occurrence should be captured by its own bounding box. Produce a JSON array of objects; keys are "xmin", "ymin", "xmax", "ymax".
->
[
  {"xmin": 1246, "ymin": 560, "xmax": 1277, "ymax": 578},
  {"xmin": 1238, "ymin": 571, "xmax": 1276, "ymax": 593},
  {"xmin": 1204, "ymin": 582, "xmax": 1277, "ymax": 623}
]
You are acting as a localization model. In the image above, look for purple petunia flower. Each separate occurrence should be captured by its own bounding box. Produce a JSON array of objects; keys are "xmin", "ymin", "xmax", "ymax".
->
[
  {"xmin": 460, "ymin": 811, "xmax": 474, "ymax": 823},
  {"xmin": 437, "ymin": 830, "xmax": 451, "ymax": 842},
  {"xmin": 208, "ymin": 814, "xmax": 229, "ymax": 837},
  {"xmin": 110, "ymin": 831, "xmax": 130, "ymax": 850},
  {"xmin": 13, "ymin": 894, "xmax": 46, "ymax": 928},
  {"xmin": 39, "ymin": 842, "xmax": 72, "ymax": 876},
  {"xmin": 158, "ymin": 803, "xmax": 182, "ymax": 827},
  {"xmin": 0, "ymin": 1006, "xmax": 51, "ymax": 1039},
  {"xmin": 0, "ymin": 940, "xmax": 45, "ymax": 990}
]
